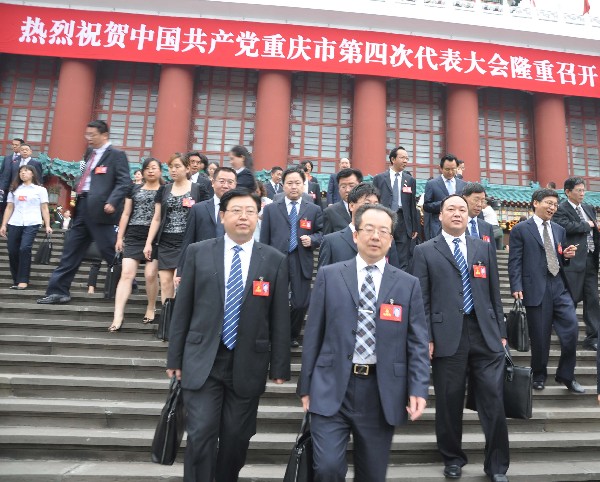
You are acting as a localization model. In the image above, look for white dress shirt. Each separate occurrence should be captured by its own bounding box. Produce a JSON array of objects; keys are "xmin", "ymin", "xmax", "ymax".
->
[
  {"xmin": 482, "ymin": 206, "xmax": 499, "ymax": 226},
  {"xmin": 82, "ymin": 142, "xmax": 111, "ymax": 192},
  {"xmin": 190, "ymin": 172, "xmax": 200, "ymax": 183},
  {"xmin": 388, "ymin": 168, "xmax": 403, "ymax": 207},
  {"xmin": 285, "ymin": 196, "xmax": 303, "ymax": 215},
  {"xmin": 6, "ymin": 183, "xmax": 49, "ymax": 226},
  {"xmin": 224, "ymin": 234, "xmax": 254, "ymax": 300},
  {"xmin": 353, "ymin": 254, "xmax": 386, "ymax": 364},
  {"xmin": 568, "ymin": 200, "xmax": 591, "ymax": 222},
  {"xmin": 213, "ymin": 194, "xmax": 221, "ymax": 223},
  {"xmin": 532, "ymin": 214, "xmax": 555, "ymax": 246},
  {"xmin": 442, "ymin": 229, "xmax": 467, "ymax": 260},
  {"xmin": 19, "ymin": 157, "xmax": 32, "ymax": 167}
]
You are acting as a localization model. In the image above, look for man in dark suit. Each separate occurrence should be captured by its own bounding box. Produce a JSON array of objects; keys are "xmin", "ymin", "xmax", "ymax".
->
[
  {"xmin": 260, "ymin": 167, "xmax": 323, "ymax": 347},
  {"xmin": 0, "ymin": 137, "xmax": 23, "ymax": 218},
  {"xmin": 412, "ymin": 194, "xmax": 509, "ymax": 482},
  {"xmin": 508, "ymin": 188, "xmax": 584, "ymax": 393},
  {"xmin": 326, "ymin": 157, "xmax": 351, "ymax": 206},
  {"xmin": 15, "ymin": 144, "xmax": 43, "ymax": 181},
  {"xmin": 188, "ymin": 151, "xmax": 213, "ymax": 197},
  {"xmin": 265, "ymin": 166, "xmax": 283, "ymax": 200},
  {"xmin": 373, "ymin": 146, "xmax": 419, "ymax": 270},
  {"xmin": 424, "ymin": 154, "xmax": 466, "ymax": 240},
  {"xmin": 167, "ymin": 188, "xmax": 290, "ymax": 482},
  {"xmin": 37, "ymin": 120, "xmax": 130, "ymax": 304},
  {"xmin": 176, "ymin": 167, "xmax": 238, "ymax": 280},
  {"xmin": 322, "ymin": 168, "xmax": 362, "ymax": 234},
  {"xmin": 318, "ymin": 182, "xmax": 401, "ymax": 270},
  {"xmin": 463, "ymin": 182, "xmax": 496, "ymax": 244},
  {"xmin": 299, "ymin": 203, "xmax": 430, "ymax": 482},
  {"xmin": 553, "ymin": 177, "xmax": 600, "ymax": 352}
]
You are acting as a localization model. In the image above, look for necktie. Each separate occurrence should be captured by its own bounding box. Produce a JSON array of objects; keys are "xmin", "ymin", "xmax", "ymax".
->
[
  {"xmin": 543, "ymin": 221, "xmax": 560, "ymax": 276},
  {"xmin": 289, "ymin": 201, "xmax": 298, "ymax": 252},
  {"xmin": 222, "ymin": 245, "xmax": 243, "ymax": 349},
  {"xmin": 215, "ymin": 202, "xmax": 224, "ymax": 236},
  {"xmin": 354, "ymin": 265, "xmax": 377, "ymax": 360},
  {"xmin": 76, "ymin": 150, "xmax": 97, "ymax": 195},
  {"xmin": 576, "ymin": 206, "xmax": 595, "ymax": 253},
  {"xmin": 275, "ymin": 183, "xmax": 279, "ymax": 193},
  {"xmin": 453, "ymin": 238, "xmax": 474, "ymax": 314},
  {"xmin": 391, "ymin": 173, "xmax": 400, "ymax": 211},
  {"xmin": 446, "ymin": 178, "xmax": 454, "ymax": 195},
  {"xmin": 470, "ymin": 219, "xmax": 478, "ymax": 238}
]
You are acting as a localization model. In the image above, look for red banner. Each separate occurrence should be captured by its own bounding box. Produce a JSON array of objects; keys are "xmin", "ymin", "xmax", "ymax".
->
[{"xmin": 0, "ymin": 4, "xmax": 599, "ymax": 98}]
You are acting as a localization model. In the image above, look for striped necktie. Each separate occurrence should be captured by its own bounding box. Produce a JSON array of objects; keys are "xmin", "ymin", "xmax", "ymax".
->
[
  {"xmin": 222, "ymin": 245, "xmax": 243, "ymax": 349},
  {"xmin": 354, "ymin": 265, "xmax": 377, "ymax": 359},
  {"xmin": 289, "ymin": 201, "xmax": 298, "ymax": 252},
  {"xmin": 576, "ymin": 206, "xmax": 595, "ymax": 253},
  {"xmin": 453, "ymin": 238, "xmax": 474, "ymax": 314}
]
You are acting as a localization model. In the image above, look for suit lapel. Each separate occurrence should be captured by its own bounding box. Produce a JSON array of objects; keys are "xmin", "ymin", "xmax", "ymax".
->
[
  {"xmin": 551, "ymin": 222, "xmax": 562, "ymax": 251},
  {"xmin": 297, "ymin": 199, "xmax": 309, "ymax": 221},
  {"xmin": 465, "ymin": 236, "xmax": 478, "ymax": 269},
  {"xmin": 377, "ymin": 264, "xmax": 397, "ymax": 307},
  {"xmin": 433, "ymin": 234, "xmax": 460, "ymax": 272},
  {"xmin": 95, "ymin": 146, "xmax": 112, "ymax": 167},
  {"xmin": 438, "ymin": 176, "xmax": 450, "ymax": 196},
  {"xmin": 212, "ymin": 238, "xmax": 226, "ymax": 304},
  {"xmin": 341, "ymin": 259, "xmax": 359, "ymax": 307},
  {"xmin": 277, "ymin": 199, "xmax": 291, "ymax": 226},
  {"xmin": 205, "ymin": 198, "xmax": 217, "ymax": 226},
  {"xmin": 341, "ymin": 227, "xmax": 358, "ymax": 252},
  {"xmin": 525, "ymin": 218, "xmax": 544, "ymax": 248},
  {"xmin": 383, "ymin": 172, "xmax": 393, "ymax": 196},
  {"xmin": 241, "ymin": 243, "xmax": 264, "ymax": 306}
]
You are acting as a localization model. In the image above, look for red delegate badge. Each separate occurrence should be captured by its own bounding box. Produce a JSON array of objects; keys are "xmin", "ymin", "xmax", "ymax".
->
[
  {"xmin": 473, "ymin": 265, "xmax": 487, "ymax": 278},
  {"xmin": 401, "ymin": 186, "xmax": 412, "ymax": 193},
  {"xmin": 299, "ymin": 219, "xmax": 312, "ymax": 230},
  {"xmin": 380, "ymin": 303, "xmax": 402, "ymax": 322},
  {"xmin": 94, "ymin": 166, "xmax": 107, "ymax": 174},
  {"xmin": 253, "ymin": 280, "xmax": 270, "ymax": 296},
  {"xmin": 18, "ymin": 195, "xmax": 27, "ymax": 201},
  {"xmin": 557, "ymin": 243, "xmax": 563, "ymax": 255},
  {"xmin": 182, "ymin": 198, "xmax": 195, "ymax": 207},
  {"xmin": 482, "ymin": 235, "xmax": 491, "ymax": 243}
]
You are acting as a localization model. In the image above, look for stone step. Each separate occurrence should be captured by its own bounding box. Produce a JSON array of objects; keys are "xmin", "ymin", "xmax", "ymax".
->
[
  {"xmin": 0, "ymin": 302, "xmax": 145, "ymax": 322},
  {"xmin": 2, "ymin": 426, "xmax": 600, "ymax": 465},
  {"xmin": 0, "ymin": 288, "xmax": 150, "ymax": 305},
  {"xmin": 0, "ymin": 318, "xmax": 158, "ymax": 338}
]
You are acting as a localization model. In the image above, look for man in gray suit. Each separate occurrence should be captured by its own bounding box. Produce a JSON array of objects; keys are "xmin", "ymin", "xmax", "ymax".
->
[
  {"xmin": 167, "ymin": 188, "xmax": 291, "ymax": 482},
  {"xmin": 412, "ymin": 194, "xmax": 509, "ymax": 482},
  {"xmin": 299, "ymin": 203, "xmax": 430, "ymax": 482},
  {"xmin": 322, "ymin": 167, "xmax": 362, "ymax": 234},
  {"xmin": 462, "ymin": 182, "xmax": 496, "ymax": 245}
]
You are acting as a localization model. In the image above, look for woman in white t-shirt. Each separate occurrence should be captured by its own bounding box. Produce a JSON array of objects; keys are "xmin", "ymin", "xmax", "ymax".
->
[{"xmin": 0, "ymin": 165, "xmax": 52, "ymax": 289}]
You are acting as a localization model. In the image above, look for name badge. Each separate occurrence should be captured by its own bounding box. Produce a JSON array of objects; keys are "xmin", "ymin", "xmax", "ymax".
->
[
  {"xmin": 402, "ymin": 186, "xmax": 412, "ymax": 193},
  {"xmin": 482, "ymin": 235, "xmax": 491, "ymax": 243},
  {"xmin": 299, "ymin": 219, "xmax": 312, "ymax": 230},
  {"xmin": 380, "ymin": 304, "xmax": 403, "ymax": 322},
  {"xmin": 253, "ymin": 280, "xmax": 270, "ymax": 296},
  {"xmin": 182, "ymin": 198, "xmax": 195, "ymax": 207},
  {"xmin": 473, "ymin": 265, "xmax": 487, "ymax": 278},
  {"xmin": 557, "ymin": 243, "xmax": 563, "ymax": 255},
  {"xmin": 95, "ymin": 166, "xmax": 107, "ymax": 174},
  {"xmin": 18, "ymin": 195, "xmax": 27, "ymax": 201}
]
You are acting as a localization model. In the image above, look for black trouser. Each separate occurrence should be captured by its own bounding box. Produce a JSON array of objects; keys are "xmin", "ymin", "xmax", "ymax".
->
[
  {"xmin": 288, "ymin": 249, "xmax": 311, "ymax": 341},
  {"xmin": 393, "ymin": 208, "xmax": 411, "ymax": 271},
  {"xmin": 565, "ymin": 252, "xmax": 600, "ymax": 344},
  {"xmin": 45, "ymin": 196, "xmax": 117, "ymax": 297},
  {"xmin": 7, "ymin": 224, "xmax": 39, "ymax": 284},
  {"xmin": 182, "ymin": 343, "xmax": 260, "ymax": 482},
  {"xmin": 432, "ymin": 313, "xmax": 509, "ymax": 476}
]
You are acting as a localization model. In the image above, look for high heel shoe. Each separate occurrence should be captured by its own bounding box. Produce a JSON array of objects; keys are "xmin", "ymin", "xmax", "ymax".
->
[
  {"xmin": 142, "ymin": 317, "xmax": 154, "ymax": 324},
  {"xmin": 108, "ymin": 320, "xmax": 124, "ymax": 332}
]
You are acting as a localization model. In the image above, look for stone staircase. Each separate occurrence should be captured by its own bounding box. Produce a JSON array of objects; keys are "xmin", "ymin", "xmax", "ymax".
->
[{"xmin": 0, "ymin": 233, "xmax": 599, "ymax": 481}]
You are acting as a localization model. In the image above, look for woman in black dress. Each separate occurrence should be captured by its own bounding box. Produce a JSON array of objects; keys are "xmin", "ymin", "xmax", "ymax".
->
[
  {"xmin": 144, "ymin": 153, "xmax": 209, "ymax": 303},
  {"xmin": 109, "ymin": 158, "xmax": 163, "ymax": 332},
  {"xmin": 229, "ymin": 145, "xmax": 256, "ymax": 191}
]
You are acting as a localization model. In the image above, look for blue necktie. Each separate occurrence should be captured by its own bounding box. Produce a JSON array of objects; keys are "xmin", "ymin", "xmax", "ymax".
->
[
  {"xmin": 222, "ymin": 245, "xmax": 243, "ymax": 349},
  {"xmin": 453, "ymin": 238, "xmax": 474, "ymax": 315},
  {"xmin": 470, "ymin": 219, "xmax": 478, "ymax": 238},
  {"xmin": 391, "ymin": 173, "xmax": 400, "ymax": 211},
  {"xmin": 289, "ymin": 201, "xmax": 298, "ymax": 252},
  {"xmin": 446, "ymin": 178, "xmax": 454, "ymax": 195}
]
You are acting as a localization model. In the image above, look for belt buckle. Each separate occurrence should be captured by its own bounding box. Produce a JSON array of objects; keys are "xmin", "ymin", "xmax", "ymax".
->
[{"xmin": 353, "ymin": 364, "xmax": 369, "ymax": 376}]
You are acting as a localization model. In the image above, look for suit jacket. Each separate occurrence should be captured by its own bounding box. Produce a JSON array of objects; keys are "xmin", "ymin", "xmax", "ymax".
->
[
  {"xmin": 236, "ymin": 168, "xmax": 256, "ymax": 191},
  {"xmin": 177, "ymin": 197, "xmax": 222, "ymax": 275},
  {"xmin": 297, "ymin": 258, "xmax": 430, "ymax": 426},
  {"xmin": 322, "ymin": 201, "xmax": 351, "ymax": 235},
  {"xmin": 552, "ymin": 200, "xmax": 599, "ymax": 273},
  {"xmin": 167, "ymin": 238, "xmax": 291, "ymax": 397},
  {"xmin": 423, "ymin": 176, "xmax": 467, "ymax": 237},
  {"xmin": 0, "ymin": 156, "xmax": 42, "ymax": 191},
  {"xmin": 412, "ymin": 234, "xmax": 505, "ymax": 358},
  {"xmin": 265, "ymin": 181, "xmax": 282, "ymax": 200},
  {"xmin": 318, "ymin": 226, "xmax": 401, "ymax": 271},
  {"xmin": 307, "ymin": 180, "xmax": 321, "ymax": 206},
  {"xmin": 468, "ymin": 218, "xmax": 496, "ymax": 243},
  {"xmin": 508, "ymin": 217, "xmax": 572, "ymax": 307},
  {"xmin": 373, "ymin": 170, "xmax": 419, "ymax": 236},
  {"xmin": 193, "ymin": 174, "xmax": 214, "ymax": 198},
  {"xmin": 77, "ymin": 146, "xmax": 131, "ymax": 225},
  {"xmin": 326, "ymin": 174, "xmax": 339, "ymax": 205},
  {"xmin": 260, "ymin": 198, "xmax": 323, "ymax": 279}
]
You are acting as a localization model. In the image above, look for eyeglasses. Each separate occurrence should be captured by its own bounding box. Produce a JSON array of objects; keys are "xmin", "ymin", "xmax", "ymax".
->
[
  {"xmin": 541, "ymin": 201, "xmax": 559, "ymax": 208},
  {"xmin": 215, "ymin": 179, "xmax": 236, "ymax": 186},
  {"xmin": 357, "ymin": 226, "xmax": 392, "ymax": 238},
  {"xmin": 397, "ymin": 156, "xmax": 409, "ymax": 160},
  {"xmin": 226, "ymin": 207, "xmax": 258, "ymax": 217}
]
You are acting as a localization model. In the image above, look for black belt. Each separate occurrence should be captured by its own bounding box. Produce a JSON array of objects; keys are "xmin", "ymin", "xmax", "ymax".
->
[
  {"xmin": 77, "ymin": 192, "xmax": 88, "ymax": 199},
  {"xmin": 352, "ymin": 363, "xmax": 376, "ymax": 376}
]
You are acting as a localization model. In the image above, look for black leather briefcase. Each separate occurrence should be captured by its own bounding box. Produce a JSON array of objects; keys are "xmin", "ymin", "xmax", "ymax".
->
[
  {"xmin": 151, "ymin": 376, "xmax": 185, "ymax": 465},
  {"xmin": 506, "ymin": 299, "xmax": 530, "ymax": 352},
  {"xmin": 283, "ymin": 412, "xmax": 314, "ymax": 482}
]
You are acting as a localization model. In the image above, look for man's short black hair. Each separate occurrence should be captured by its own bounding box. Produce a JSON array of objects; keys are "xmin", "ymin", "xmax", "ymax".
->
[
  {"xmin": 388, "ymin": 146, "xmax": 407, "ymax": 162},
  {"xmin": 348, "ymin": 183, "xmax": 380, "ymax": 205},
  {"xmin": 300, "ymin": 160, "xmax": 314, "ymax": 172},
  {"xmin": 563, "ymin": 177, "xmax": 585, "ymax": 192},
  {"xmin": 282, "ymin": 167, "xmax": 306, "ymax": 183},
  {"xmin": 270, "ymin": 166, "xmax": 283, "ymax": 174},
  {"xmin": 457, "ymin": 159, "xmax": 464, "ymax": 166},
  {"xmin": 12, "ymin": 138, "xmax": 24, "ymax": 144},
  {"xmin": 531, "ymin": 188, "xmax": 558, "ymax": 207},
  {"xmin": 462, "ymin": 182, "xmax": 486, "ymax": 197},
  {"xmin": 87, "ymin": 120, "xmax": 109, "ymax": 134},
  {"xmin": 337, "ymin": 168, "xmax": 363, "ymax": 184},
  {"xmin": 440, "ymin": 194, "xmax": 468, "ymax": 211},
  {"xmin": 213, "ymin": 166, "xmax": 237, "ymax": 180},
  {"xmin": 19, "ymin": 143, "xmax": 31, "ymax": 150},
  {"xmin": 219, "ymin": 188, "xmax": 261, "ymax": 212},
  {"xmin": 354, "ymin": 203, "xmax": 397, "ymax": 232},
  {"xmin": 440, "ymin": 154, "xmax": 458, "ymax": 169}
]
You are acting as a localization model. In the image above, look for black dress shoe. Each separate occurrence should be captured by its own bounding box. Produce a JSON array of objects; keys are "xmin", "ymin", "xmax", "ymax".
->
[
  {"xmin": 291, "ymin": 339, "xmax": 300, "ymax": 348},
  {"xmin": 37, "ymin": 294, "xmax": 71, "ymax": 304},
  {"xmin": 555, "ymin": 377, "xmax": 585, "ymax": 394},
  {"xmin": 491, "ymin": 475, "xmax": 509, "ymax": 482},
  {"xmin": 532, "ymin": 381, "xmax": 545, "ymax": 390},
  {"xmin": 582, "ymin": 340, "xmax": 598, "ymax": 351},
  {"xmin": 443, "ymin": 465, "xmax": 462, "ymax": 479}
]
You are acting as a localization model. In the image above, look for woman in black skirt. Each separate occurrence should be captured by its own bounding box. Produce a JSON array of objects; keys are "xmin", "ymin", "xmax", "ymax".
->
[
  {"xmin": 109, "ymin": 158, "xmax": 163, "ymax": 332},
  {"xmin": 144, "ymin": 153, "xmax": 209, "ymax": 303}
]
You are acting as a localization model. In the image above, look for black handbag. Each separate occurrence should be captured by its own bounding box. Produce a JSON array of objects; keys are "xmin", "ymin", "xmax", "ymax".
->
[
  {"xmin": 283, "ymin": 412, "xmax": 314, "ymax": 482},
  {"xmin": 34, "ymin": 234, "xmax": 52, "ymax": 264},
  {"xmin": 151, "ymin": 376, "xmax": 185, "ymax": 465},
  {"xmin": 466, "ymin": 346, "xmax": 533, "ymax": 420},
  {"xmin": 103, "ymin": 252, "xmax": 122, "ymax": 300},
  {"xmin": 156, "ymin": 297, "xmax": 175, "ymax": 341},
  {"xmin": 506, "ymin": 299, "xmax": 530, "ymax": 352}
]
